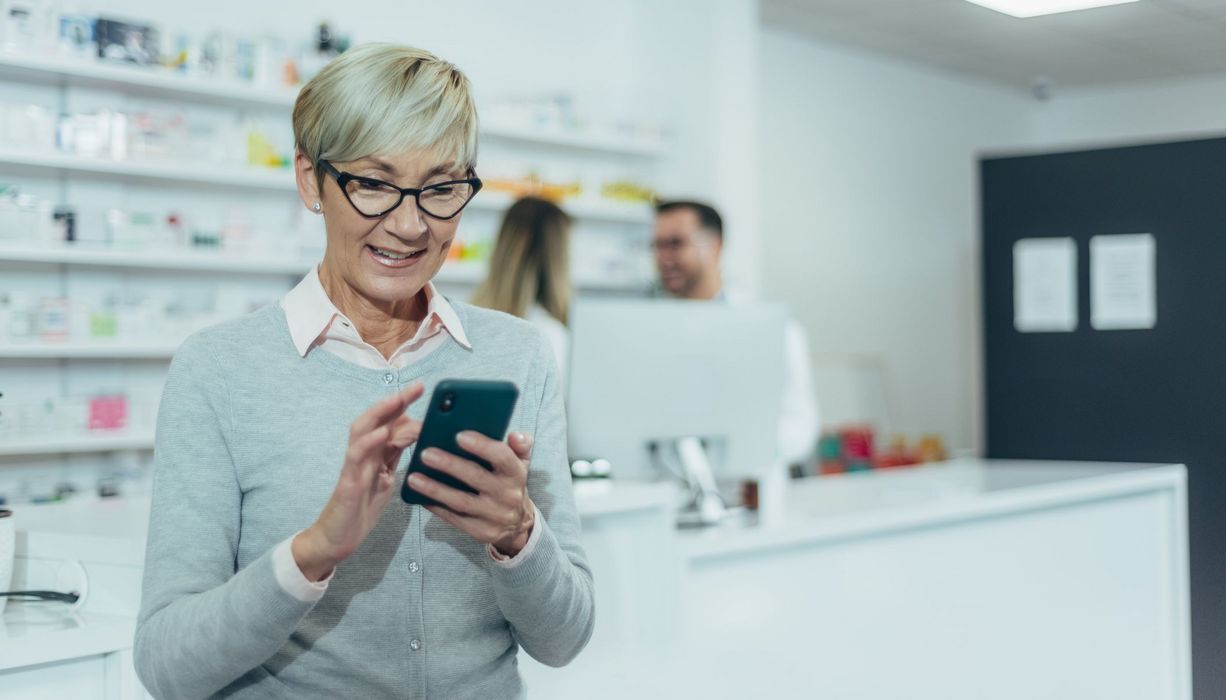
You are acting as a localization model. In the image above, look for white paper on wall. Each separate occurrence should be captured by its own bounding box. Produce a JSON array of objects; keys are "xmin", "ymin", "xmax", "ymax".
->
[
  {"xmin": 1090, "ymin": 233, "xmax": 1156, "ymax": 331},
  {"xmin": 1013, "ymin": 237, "xmax": 1078, "ymax": 333}
]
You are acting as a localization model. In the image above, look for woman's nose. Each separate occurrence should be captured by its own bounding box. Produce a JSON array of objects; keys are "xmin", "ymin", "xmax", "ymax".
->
[{"xmin": 385, "ymin": 196, "xmax": 429, "ymax": 237}]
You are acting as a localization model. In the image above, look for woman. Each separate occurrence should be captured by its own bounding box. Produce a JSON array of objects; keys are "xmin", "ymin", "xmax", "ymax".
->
[
  {"xmin": 135, "ymin": 44, "xmax": 594, "ymax": 699},
  {"xmin": 472, "ymin": 197, "xmax": 572, "ymax": 379}
]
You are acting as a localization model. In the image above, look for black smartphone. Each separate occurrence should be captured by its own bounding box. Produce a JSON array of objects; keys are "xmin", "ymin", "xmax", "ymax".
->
[{"xmin": 401, "ymin": 379, "xmax": 520, "ymax": 507}]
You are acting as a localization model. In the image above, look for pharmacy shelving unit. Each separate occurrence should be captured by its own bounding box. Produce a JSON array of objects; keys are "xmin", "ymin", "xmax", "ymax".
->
[
  {"xmin": 0, "ymin": 150, "xmax": 655, "ymax": 224},
  {"xmin": 0, "ymin": 54, "xmax": 665, "ymax": 156},
  {"xmin": 0, "ymin": 430, "xmax": 156, "ymax": 458},
  {"xmin": 0, "ymin": 53, "xmax": 300, "ymax": 109},
  {"xmin": 0, "ymin": 343, "xmax": 181, "ymax": 360},
  {"xmin": 0, "ymin": 245, "xmax": 647, "ymax": 290},
  {"xmin": 0, "ymin": 51, "xmax": 662, "ymax": 465}
]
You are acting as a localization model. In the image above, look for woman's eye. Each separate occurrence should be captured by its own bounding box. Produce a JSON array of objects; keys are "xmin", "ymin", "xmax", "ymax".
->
[
  {"xmin": 429, "ymin": 186, "xmax": 455, "ymax": 195},
  {"xmin": 357, "ymin": 179, "xmax": 386, "ymax": 191}
]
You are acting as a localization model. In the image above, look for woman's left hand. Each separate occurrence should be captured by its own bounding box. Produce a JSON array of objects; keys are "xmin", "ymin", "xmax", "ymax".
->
[{"xmin": 409, "ymin": 431, "xmax": 536, "ymax": 557}]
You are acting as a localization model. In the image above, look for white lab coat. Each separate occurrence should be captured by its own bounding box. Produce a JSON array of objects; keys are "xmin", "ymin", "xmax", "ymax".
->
[
  {"xmin": 778, "ymin": 319, "xmax": 821, "ymax": 464},
  {"xmin": 719, "ymin": 290, "xmax": 821, "ymax": 465},
  {"xmin": 526, "ymin": 304, "xmax": 569, "ymax": 384}
]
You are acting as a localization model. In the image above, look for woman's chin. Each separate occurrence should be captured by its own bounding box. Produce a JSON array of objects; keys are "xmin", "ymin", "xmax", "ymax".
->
[{"xmin": 363, "ymin": 276, "xmax": 428, "ymax": 303}]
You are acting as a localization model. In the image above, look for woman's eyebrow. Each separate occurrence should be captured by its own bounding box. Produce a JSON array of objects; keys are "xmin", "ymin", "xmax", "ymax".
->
[
  {"xmin": 349, "ymin": 157, "xmax": 397, "ymax": 176},
  {"xmin": 424, "ymin": 162, "xmax": 459, "ymax": 179},
  {"xmin": 352, "ymin": 159, "xmax": 459, "ymax": 181}
]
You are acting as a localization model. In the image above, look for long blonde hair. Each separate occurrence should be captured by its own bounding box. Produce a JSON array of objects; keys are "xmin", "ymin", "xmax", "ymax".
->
[{"xmin": 472, "ymin": 197, "xmax": 572, "ymax": 325}]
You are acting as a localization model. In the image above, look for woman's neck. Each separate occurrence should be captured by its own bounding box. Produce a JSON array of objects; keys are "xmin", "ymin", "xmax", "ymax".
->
[{"xmin": 318, "ymin": 263, "xmax": 429, "ymax": 360}]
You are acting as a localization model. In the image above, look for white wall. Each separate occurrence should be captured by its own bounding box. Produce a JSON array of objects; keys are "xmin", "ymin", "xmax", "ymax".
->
[
  {"xmin": 758, "ymin": 25, "xmax": 1226, "ymax": 456},
  {"xmin": 758, "ymin": 28, "xmax": 1034, "ymax": 452},
  {"xmin": 1028, "ymin": 74, "xmax": 1226, "ymax": 152}
]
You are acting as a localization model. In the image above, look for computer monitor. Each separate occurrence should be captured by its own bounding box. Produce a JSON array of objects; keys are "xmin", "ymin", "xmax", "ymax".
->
[{"xmin": 567, "ymin": 299, "xmax": 787, "ymax": 521}]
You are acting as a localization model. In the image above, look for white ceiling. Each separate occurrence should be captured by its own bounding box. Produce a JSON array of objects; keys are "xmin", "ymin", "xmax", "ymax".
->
[{"xmin": 761, "ymin": 0, "xmax": 1226, "ymax": 91}]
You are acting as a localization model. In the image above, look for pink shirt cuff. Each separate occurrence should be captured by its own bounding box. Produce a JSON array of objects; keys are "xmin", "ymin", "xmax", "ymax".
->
[
  {"xmin": 273, "ymin": 532, "xmax": 333, "ymax": 603},
  {"xmin": 486, "ymin": 505, "xmax": 544, "ymax": 568}
]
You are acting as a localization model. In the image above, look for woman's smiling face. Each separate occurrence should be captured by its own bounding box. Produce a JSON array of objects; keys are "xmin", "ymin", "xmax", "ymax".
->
[{"xmin": 299, "ymin": 150, "xmax": 469, "ymax": 307}]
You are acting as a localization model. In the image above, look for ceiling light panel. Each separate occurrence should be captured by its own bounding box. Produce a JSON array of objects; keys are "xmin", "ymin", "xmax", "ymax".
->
[{"xmin": 965, "ymin": 0, "xmax": 1140, "ymax": 18}]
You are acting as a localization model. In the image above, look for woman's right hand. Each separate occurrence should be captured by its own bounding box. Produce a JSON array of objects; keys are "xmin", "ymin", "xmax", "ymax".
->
[{"xmin": 292, "ymin": 383, "xmax": 425, "ymax": 581}]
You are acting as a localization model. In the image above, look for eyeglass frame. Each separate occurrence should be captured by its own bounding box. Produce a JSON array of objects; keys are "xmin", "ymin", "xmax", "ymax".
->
[{"xmin": 317, "ymin": 160, "xmax": 483, "ymax": 220}]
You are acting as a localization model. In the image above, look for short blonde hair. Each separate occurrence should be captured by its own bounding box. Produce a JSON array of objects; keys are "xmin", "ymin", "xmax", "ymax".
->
[{"xmin": 293, "ymin": 43, "xmax": 478, "ymax": 172}]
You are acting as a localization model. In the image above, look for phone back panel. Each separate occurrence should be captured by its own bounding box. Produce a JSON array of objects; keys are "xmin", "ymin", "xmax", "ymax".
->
[{"xmin": 401, "ymin": 379, "xmax": 520, "ymax": 506}]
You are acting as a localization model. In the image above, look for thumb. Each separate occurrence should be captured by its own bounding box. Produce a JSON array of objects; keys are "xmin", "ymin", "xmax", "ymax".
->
[{"xmin": 509, "ymin": 432, "xmax": 534, "ymax": 460}]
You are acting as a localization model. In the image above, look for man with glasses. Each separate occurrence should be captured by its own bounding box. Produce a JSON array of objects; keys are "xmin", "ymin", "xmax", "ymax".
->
[{"xmin": 652, "ymin": 200, "xmax": 820, "ymax": 467}]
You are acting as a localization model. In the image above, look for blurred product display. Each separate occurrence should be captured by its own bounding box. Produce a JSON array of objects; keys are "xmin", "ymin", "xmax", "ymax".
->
[
  {"xmin": 0, "ymin": 6, "xmax": 350, "ymax": 88},
  {"xmin": 484, "ymin": 173, "xmax": 583, "ymax": 202},
  {"xmin": 816, "ymin": 425, "xmax": 947, "ymax": 476},
  {"xmin": 485, "ymin": 92, "xmax": 665, "ymax": 146},
  {"xmin": 0, "ymin": 184, "xmax": 53, "ymax": 243},
  {"xmin": 0, "ymin": 183, "xmax": 321, "ymax": 256},
  {"xmin": 0, "ymin": 392, "xmax": 156, "ymax": 440},
  {"xmin": 601, "ymin": 180, "xmax": 657, "ymax": 204},
  {"xmin": 445, "ymin": 237, "xmax": 490, "ymax": 263},
  {"xmin": 0, "ymin": 285, "xmax": 279, "ymax": 347},
  {"xmin": 0, "ymin": 101, "xmax": 291, "ymax": 170}
]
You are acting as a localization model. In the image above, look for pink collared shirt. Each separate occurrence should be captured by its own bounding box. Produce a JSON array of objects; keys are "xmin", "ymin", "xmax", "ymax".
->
[
  {"xmin": 281, "ymin": 265, "xmax": 472, "ymax": 369},
  {"xmin": 270, "ymin": 267, "xmax": 542, "ymax": 602}
]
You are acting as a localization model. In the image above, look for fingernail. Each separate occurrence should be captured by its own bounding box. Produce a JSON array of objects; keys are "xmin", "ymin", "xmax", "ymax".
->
[
  {"xmin": 457, "ymin": 432, "xmax": 475, "ymax": 447},
  {"xmin": 421, "ymin": 448, "xmax": 439, "ymax": 464},
  {"xmin": 408, "ymin": 473, "xmax": 422, "ymax": 487},
  {"xmin": 514, "ymin": 432, "xmax": 527, "ymax": 443}
]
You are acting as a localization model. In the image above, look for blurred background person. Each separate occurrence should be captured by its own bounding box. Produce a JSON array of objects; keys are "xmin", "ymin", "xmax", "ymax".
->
[
  {"xmin": 473, "ymin": 196, "xmax": 573, "ymax": 378},
  {"xmin": 653, "ymin": 199, "xmax": 820, "ymax": 466}
]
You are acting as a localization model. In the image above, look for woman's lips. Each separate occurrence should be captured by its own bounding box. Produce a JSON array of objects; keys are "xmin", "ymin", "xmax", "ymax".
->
[{"xmin": 366, "ymin": 244, "xmax": 426, "ymax": 269}]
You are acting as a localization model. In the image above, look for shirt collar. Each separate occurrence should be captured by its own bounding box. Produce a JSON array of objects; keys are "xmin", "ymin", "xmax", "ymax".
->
[{"xmin": 281, "ymin": 266, "xmax": 471, "ymax": 357}]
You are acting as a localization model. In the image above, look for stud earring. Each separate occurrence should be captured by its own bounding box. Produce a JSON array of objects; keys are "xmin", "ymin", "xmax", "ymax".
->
[{"xmin": 312, "ymin": 202, "xmax": 321, "ymax": 213}]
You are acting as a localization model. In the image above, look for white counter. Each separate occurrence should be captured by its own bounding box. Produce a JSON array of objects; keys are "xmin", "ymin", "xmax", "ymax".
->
[
  {"xmin": 525, "ymin": 459, "xmax": 1192, "ymax": 700},
  {"xmin": 1, "ymin": 497, "xmax": 152, "ymax": 698},
  {"xmin": 2, "ymin": 460, "xmax": 1191, "ymax": 700},
  {"xmin": 0, "ymin": 480, "xmax": 676, "ymax": 698},
  {"xmin": 680, "ymin": 458, "xmax": 1184, "ymax": 560},
  {"xmin": 0, "ymin": 608, "xmax": 135, "ymax": 671}
]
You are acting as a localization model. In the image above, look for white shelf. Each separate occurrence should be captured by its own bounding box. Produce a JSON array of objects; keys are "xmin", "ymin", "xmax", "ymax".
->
[
  {"xmin": 473, "ymin": 190, "xmax": 652, "ymax": 224},
  {"xmin": 0, "ymin": 431, "xmax": 155, "ymax": 457},
  {"xmin": 0, "ymin": 245, "xmax": 649, "ymax": 292},
  {"xmin": 435, "ymin": 260, "xmax": 650, "ymax": 291},
  {"xmin": 0, "ymin": 244, "xmax": 314, "ymax": 275},
  {"xmin": 0, "ymin": 52, "xmax": 297, "ymax": 109},
  {"xmin": 0, "ymin": 148, "xmax": 293, "ymax": 190},
  {"xmin": 0, "ymin": 54, "xmax": 663, "ymax": 157},
  {"xmin": 437, "ymin": 261, "xmax": 488, "ymax": 284},
  {"xmin": 0, "ymin": 343, "xmax": 180, "ymax": 360},
  {"xmin": 0, "ymin": 150, "xmax": 652, "ymax": 223},
  {"xmin": 481, "ymin": 122, "xmax": 663, "ymax": 157}
]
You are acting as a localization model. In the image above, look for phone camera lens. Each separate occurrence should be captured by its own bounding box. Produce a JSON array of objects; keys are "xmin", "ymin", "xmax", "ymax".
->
[{"xmin": 440, "ymin": 393, "xmax": 455, "ymax": 413}]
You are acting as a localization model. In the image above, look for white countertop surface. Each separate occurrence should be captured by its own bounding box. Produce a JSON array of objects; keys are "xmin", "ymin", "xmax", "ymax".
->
[
  {"xmin": 7, "ymin": 480, "xmax": 677, "ymax": 565},
  {"xmin": 9, "ymin": 460, "xmax": 1184, "ymax": 569},
  {"xmin": 13, "ymin": 496, "xmax": 151, "ymax": 566},
  {"xmin": 0, "ymin": 606, "xmax": 135, "ymax": 671},
  {"xmin": 0, "ymin": 480, "xmax": 677, "ymax": 673},
  {"xmin": 679, "ymin": 458, "xmax": 1186, "ymax": 561},
  {"xmin": 2, "ymin": 459, "xmax": 1181, "ymax": 673},
  {"xmin": 571, "ymin": 479, "xmax": 675, "ymax": 517}
]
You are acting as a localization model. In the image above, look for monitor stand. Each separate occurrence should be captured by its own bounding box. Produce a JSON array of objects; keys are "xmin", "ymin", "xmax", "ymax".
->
[{"xmin": 655, "ymin": 436, "xmax": 743, "ymax": 528}]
